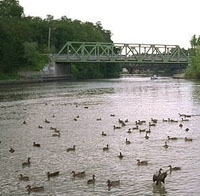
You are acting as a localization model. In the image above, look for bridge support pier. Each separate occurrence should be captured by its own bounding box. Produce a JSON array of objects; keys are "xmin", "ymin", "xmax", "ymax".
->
[{"xmin": 42, "ymin": 62, "xmax": 74, "ymax": 80}]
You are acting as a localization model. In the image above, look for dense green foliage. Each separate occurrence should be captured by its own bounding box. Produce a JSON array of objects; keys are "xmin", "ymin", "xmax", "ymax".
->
[
  {"xmin": 185, "ymin": 35, "xmax": 200, "ymax": 79},
  {"xmin": 0, "ymin": 0, "xmax": 120, "ymax": 80}
]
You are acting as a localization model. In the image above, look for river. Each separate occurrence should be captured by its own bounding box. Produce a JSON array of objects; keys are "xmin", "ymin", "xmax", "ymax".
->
[{"xmin": 0, "ymin": 76, "xmax": 200, "ymax": 196}]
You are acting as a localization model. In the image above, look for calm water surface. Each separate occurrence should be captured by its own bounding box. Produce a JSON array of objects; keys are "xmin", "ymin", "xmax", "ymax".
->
[{"xmin": 0, "ymin": 76, "xmax": 200, "ymax": 196}]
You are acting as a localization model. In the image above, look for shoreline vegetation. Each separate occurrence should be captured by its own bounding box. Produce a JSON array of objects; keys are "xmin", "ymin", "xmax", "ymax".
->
[{"xmin": 1, "ymin": 0, "xmax": 200, "ymax": 81}]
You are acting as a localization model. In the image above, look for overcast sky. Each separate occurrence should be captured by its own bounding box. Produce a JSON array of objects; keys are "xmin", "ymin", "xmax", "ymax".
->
[{"xmin": 19, "ymin": 0, "xmax": 200, "ymax": 48}]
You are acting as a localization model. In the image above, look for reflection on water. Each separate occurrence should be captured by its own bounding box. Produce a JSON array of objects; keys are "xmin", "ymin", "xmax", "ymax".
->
[{"xmin": 0, "ymin": 77, "xmax": 200, "ymax": 195}]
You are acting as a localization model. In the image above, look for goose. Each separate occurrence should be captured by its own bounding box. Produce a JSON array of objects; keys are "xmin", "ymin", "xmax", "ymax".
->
[
  {"xmin": 71, "ymin": 171, "xmax": 86, "ymax": 178},
  {"xmin": 103, "ymin": 144, "xmax": 109, "ymax": 151},
  {"xmin": 87, "ymin": 175, "xmax": 95, "ymax": 184},
  {"xmin": 127, "ymin": 129, "xmax": 132, "ymax": 134},
  {"xmin": 23, "ymin": 121, "xmax": 27, "ymax": 125},
  {"xmin": 168, "ymin": 165, "xmax": 181, "ymax": 172},
  {"xmin": 67, "ymin": 145, "xmax": 76, "ymax": 152},
  {"xmin": 47, "ymin": 171, "xmax": 59, "ymax": 179},
  {"xmin": 45, "ymin": 119, "xmax": 50, "ymax": 123},
  {"xmin": 125, "ymin": 138, "xmax": 131, "ymax": 144},
  {"xmin": 52, "ymin": 132, "xmax": 60, "ymax": 137},
  {"xmin": 26, "ymin": 185, "xmax": 44, "ymax": 193},
  {"xmin": 145, "ymin": 133, "xmax": 149, "ymax": 139},
  {"xmin": 163, "ymin": 118, "xmax": 168, "ymax": 122},
  {"xmin": 149, "ymin": 122, "xmax": 156, "ymax": 127},
  {"xmin": 139, "ymin": 129, "xmax": 146, "ymax": 133},
  {"xmin": 38, "ymin": 125, "xmax": 43, "ymax": 129},
  {"xmin": 50, "ymin": 127, "xmax": 57, "ymax": 131},
  {"xmin": 19, "ymin": 174, "xmax": 29, "ymax": 181},
  {"xmin": 182, "ymin": 118, "xmax": 189, "ymax": 121},
  {"xmin": 101, "ymin": 131, "xmax": 107, "ymax": 136},
  {"xmin": 22, "ymin": 157, "xmax": 31, "ymax": 168},
  {"xmin": 146, "ymin": 129, "xmax": 151, "ymax": 134},
  {"xmin": 96, "ymin": 118, "xmax": 101, "ymax": 121},
  {"xmin": 163, "ymin": 141, "xmax": 168, "ymax": 148},
  {"xmin": 179, "ymin": 123, "xmax": 183, "ymax": 128},
  {"xmin": 107, "ymin": 180, "xmax": 120, "ymax": 188},
  {"xmin": 33, "ymin": 142, "xmax": 40, "ymax": 147},
  {"xmin": 132, "ymin": 125, "xmax": 139, "ymax": 130},
  {"xmin": 185, "ymin": 137, "xmax": 193, "ymax": 142},
  {"xmin": 113, "ymin": 125, "xmax": 121, "ymax": 129},
  {"xmin": 153, "ymin": 168, "xmax": 168, "ymax": 185},
  {"xmin": 185, "ymin": 128, "xmax": 189, "ymax": 132},
  {"xmin": 151, "ymin": 118, "xmax": 158, "ymax": 123},
  {"xmin": 110, "ymin": 114, "xmax": 115, "ymax": 117},
  {"xmin": 118, "ymin": 152, "xmax": 123, "ymax": 159},
  {"xmin": 9, "ymin": 147, "xmax": 15, "ymax": 153},
  {"xmin": 137, "ymin": 159, "xmax": 148, "ymax": 165},
  {"xmin": 167, "ymin": 136, "xmax": 178, "ymax": 140}
]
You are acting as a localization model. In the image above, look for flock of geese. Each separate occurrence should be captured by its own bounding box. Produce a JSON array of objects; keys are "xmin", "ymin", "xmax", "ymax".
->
[{"xmin": 4, "ymin": 106, "xmax": 194, "ymax": 194}]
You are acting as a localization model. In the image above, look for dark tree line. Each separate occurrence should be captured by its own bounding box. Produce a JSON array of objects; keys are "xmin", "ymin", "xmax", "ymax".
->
[{"xmin": 0, "ymin": 0, "xmax": 120, "ymax": 80}]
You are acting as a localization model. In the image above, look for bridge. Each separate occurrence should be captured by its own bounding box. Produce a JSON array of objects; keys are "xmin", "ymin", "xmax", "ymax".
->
[
  {"xmin": 42, "ymin": 42, "xmax": 188, "ymax": 79},
  {"xmin": 49, "ymin": 42, "xmax": 188, "ymax": 64}
]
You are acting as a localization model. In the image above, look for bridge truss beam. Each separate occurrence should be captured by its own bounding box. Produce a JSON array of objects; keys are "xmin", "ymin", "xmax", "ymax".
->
[{"xmin": 50, "ymin": 42, "xmax": 188, "ymax": 64}]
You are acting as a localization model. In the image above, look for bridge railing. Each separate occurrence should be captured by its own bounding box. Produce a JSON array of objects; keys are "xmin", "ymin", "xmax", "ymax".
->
[{"xmin": 49, "ymin": 42, "xmax": 188, "ymax": 64}]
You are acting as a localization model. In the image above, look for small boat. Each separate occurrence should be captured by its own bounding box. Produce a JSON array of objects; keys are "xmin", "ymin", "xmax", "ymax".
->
[{"xmin": 151, "ymin": 75, "xmax": 158, "ymax": 80}]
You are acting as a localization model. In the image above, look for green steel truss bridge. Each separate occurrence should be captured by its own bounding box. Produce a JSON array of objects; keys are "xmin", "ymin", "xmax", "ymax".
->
[{"xmin": 49, "ymin": 42, "xmax": 188, "ymax": 64}]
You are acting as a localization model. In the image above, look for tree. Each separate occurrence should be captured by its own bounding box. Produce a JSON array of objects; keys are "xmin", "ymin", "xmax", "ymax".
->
[
  {"xmin": 0, "ymin": 0, "xmax": 24, "ymax": 18},
  {"xmin": 185, "ymin": 35, "xmax": 200, "ymax": 79}
]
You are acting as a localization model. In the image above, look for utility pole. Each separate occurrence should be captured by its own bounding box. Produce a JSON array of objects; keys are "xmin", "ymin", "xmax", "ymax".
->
[{"xmin": 48, "ymin": 27, "xmax": 51, "ymax": 52}]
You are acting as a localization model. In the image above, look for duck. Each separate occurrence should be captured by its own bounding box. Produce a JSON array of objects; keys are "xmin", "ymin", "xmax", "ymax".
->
[
  {"xmin": 47, "ymin": 171, "xmax": 59, "ymax": 179},
  {"xmin": 26, "ymin": 185, "xmax": 44, "ymax": 193},
  {"xmin": 127, "ymin": 129, "xmax": 132, "ymax": 134},
  {"xmin": 22, "ymin": 157, "xmax": 31, "ymax": 168},
  {"xmin": 96, "ymin": 118, "xmax": 101, "ymax": 121},
  {"xmin": 168, "ymin": 165, "xmax": 181, "ymax": 172},
  {"xmin": 163, "ymin": 118, "xmax": 168, "ymax": 122},
  {"xmin": 125, "ymin": 138, "xmax": 131, "ymax": 144},
  {"xmin": 137, "ymin": 159, "xmax": 148, "ymax": 165},
  {"xmin": 167, "ymin": 136, "xmax": 178, "ymax": 140},
  {"xmin": 110, "ymin": 114, "xmax": 115, "ymax": 117},
  {"xmin": 87, "ymin": 175, "xmax": 95, "ymax": 185},
  {"xmin": 118, "ymin": 152, "xmax": 123, "ymax": 159},
  {"xmin": 153, "ymin": 168, "xmax": 168, "ymax": 185},
  {"xmin": 67, "ymin": 145, "xmax": 76, "ymax": 152},
  {"xmin": 107, "ymin": 179, "xmax": 120, "ymax": 188},
  {"xmin": 19, "ymin": 174, "xmax": 29, "ymax": 181},
  {"xmin": 71, "ymin": 171, "xmax": 86, "ymax": 178},
  {"xmin": 101, "ymin": 131, "xmax": 107, "ymax": 136},
  {"xmin": 38, "ymin": 125, "xmax": 43, "ymax": 129},
  {"xmin": 103, "ymin": 144, "xmax": 109, "ymax": 151},
  {"xmin": 185, "ymin": 137, "xmax": 193, "ymax": 142},
  {"xmin": 33, "ymin": 142, "xmax": 40, "ymax": 147},
  {"xmin": 9, "ymin": 147, "xmax": 15, "ymax": 153},
  {"xmin": 163, "ymin": 141, "xmax": 168, "ymax": 148}
]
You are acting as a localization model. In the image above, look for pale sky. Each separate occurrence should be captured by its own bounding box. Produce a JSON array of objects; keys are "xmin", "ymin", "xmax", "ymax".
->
[{"xmin": 19, "ymin": 0, "xmax": 200, "ymax": 49}]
